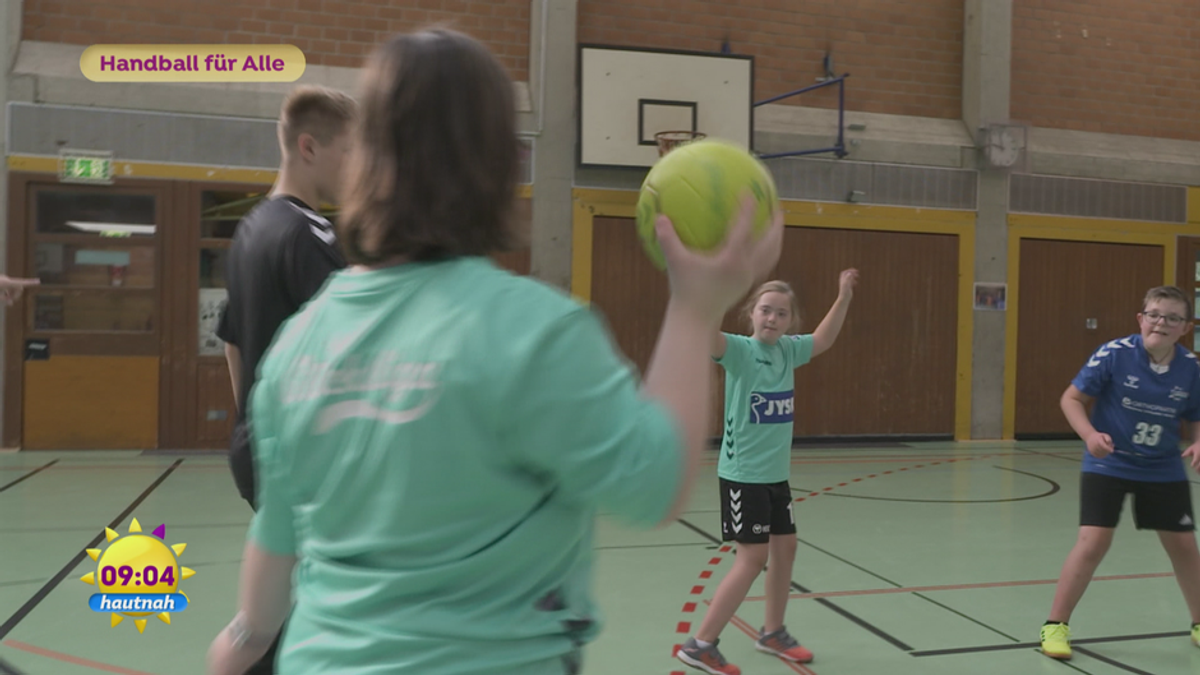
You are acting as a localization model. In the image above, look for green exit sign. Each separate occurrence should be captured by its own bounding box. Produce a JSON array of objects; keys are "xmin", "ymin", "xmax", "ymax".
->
[{"xmin": 59, "ymin": 150, "xmax": 115, "ymax": 184}]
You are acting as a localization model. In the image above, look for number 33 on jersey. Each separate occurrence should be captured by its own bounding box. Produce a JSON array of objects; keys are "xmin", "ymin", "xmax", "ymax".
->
[{"xmin": 1072, "ymin": 334, "xmax": 1200, "ymax": 481}]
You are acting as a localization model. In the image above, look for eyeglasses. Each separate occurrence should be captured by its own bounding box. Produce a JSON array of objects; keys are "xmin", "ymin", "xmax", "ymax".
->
[{"xmin": 1142, "ymin": 312, "xmax": 1186, "ymax": 327}]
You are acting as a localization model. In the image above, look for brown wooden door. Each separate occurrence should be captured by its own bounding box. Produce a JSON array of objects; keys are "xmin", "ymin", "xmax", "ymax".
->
[
  {"xmin": 1176, "ymin": 236, "xmax": 1200, "ymax": 355},
  {"xmin": 589, "ymin": 217, "xmax": 960, "ymax": 439},
  {"xmin": 1014, "ymin": 239, "xmax": 1164, "ymax": 438},
  {"xmin": 5, "ymin": 176, "xmax": 173, "ymax": 449}
]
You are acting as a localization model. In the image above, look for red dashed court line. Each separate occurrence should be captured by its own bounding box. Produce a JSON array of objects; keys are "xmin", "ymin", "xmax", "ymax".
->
[
  {"xmin": 791, "ymin": 455, "xmax": 998, "ymax": 504},
  {"xmin": 670, "ymin": 456, "xmax": 1001, "ymax": 673},
  {"xmin": 669, "ymin": 545, "xmax": 733, "ymax": 668}
]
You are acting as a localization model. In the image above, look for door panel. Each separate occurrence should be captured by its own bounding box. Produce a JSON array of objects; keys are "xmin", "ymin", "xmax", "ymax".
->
[
  {"xmin": 589, "ymin": 217, "xmax": 960, "ymax": 438},
  {"xmin": 1015, "ymin": 239, "xmax": 1164, "ymax": 438}
]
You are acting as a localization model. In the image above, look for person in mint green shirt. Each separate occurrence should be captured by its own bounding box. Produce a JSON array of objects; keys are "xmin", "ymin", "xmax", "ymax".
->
[
  {"xmin": 205, "ymin": 28, "xmax": 785, "ymax": 675},
  {"xmin": 678, "ymin": 273, "xmax": 858, "ymax": 675}
]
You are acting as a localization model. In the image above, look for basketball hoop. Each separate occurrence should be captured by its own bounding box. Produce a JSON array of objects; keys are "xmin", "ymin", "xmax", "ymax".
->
[{"xmin": 655, "ymin": 130, "xmax": 707, "ymax": 157}]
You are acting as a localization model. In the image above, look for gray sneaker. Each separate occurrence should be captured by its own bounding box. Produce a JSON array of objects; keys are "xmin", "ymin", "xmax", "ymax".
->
[
  {"xmin": 676, "ymin": 637, "xmax": 741, "ymax": 675},
  {"xmin": 755, "ymin": 626, "xmax": 814, "ymax": 663}
]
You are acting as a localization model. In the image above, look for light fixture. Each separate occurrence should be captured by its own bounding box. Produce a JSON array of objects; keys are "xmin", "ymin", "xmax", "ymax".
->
[{"xmin": 65, "ymin": 221, "xmax": 156, "ymax": 236}]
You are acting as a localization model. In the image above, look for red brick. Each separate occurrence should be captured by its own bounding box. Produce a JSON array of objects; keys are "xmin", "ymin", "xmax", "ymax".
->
[
  {"xmin": 581, "ymin": 0, "xmax": 962, "ymax": 119},
  {"xmin": 22, "ymin": 0, "xmax": 531, "ymax": 80},
  {"xmin": 1013, "ymin": 0, "xmax": 1200, "ymax": 141}
]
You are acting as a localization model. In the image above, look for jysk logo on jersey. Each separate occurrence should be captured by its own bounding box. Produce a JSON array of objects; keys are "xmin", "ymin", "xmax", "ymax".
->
[{"xmin": 749, "ymin": 390, "xmax": 794, "ymax": 424}]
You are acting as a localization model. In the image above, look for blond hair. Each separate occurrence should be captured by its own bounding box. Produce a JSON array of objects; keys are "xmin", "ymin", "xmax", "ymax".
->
[
  {"xmin": 1143, "ymin": 285, "xmax": 1192, "ymax": 320},
  {"xmin": 279, "ymin": 85, "xmax": 357, "ymax": 152},
  {"xmin": 742, "ymin": 280, "xmax": 801, "ymax": 333}
]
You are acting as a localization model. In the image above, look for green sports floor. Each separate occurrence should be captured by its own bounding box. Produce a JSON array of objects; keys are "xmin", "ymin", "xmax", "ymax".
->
[{"xmin": 3, "ymin": 441, "xmax": 1200, "ymax": 675}]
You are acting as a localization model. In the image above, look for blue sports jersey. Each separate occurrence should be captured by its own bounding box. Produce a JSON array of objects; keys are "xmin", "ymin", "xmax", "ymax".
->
[{"xmin": 1071, "ymin": 333, "xmax": 1200, "ymax": 482}]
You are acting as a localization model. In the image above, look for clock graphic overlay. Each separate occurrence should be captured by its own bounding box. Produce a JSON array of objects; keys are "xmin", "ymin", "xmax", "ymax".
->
[{"xmin": 80, "ymin": 518, "xmax": 197, "ymax": 633}]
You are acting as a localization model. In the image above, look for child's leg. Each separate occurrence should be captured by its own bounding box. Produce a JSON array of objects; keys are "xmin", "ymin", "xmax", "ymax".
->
[
  {"xmin": 1158, "ymin": 531, "xmax": 1200, "ymax": 623},
  {"xmin": 1048, "ymin": 472, "xmax": 1126, "ymax": 623},
  {"xmin": 1048, "ymin": 525, "xmax": 1116, "ymax": 622},
  {"xmin": 1134, "ymin": 478, "xmax": 1200, "ymax": 624},
  {"xmin": 763, "ymin": 534, "xmax": 797, "ymax": 633},
  {"xmin": 695, "ymin": 542, "xmax": 769, "ymax": 643}
]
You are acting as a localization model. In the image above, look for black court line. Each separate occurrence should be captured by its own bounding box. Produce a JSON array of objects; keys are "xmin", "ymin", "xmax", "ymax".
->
[
  {"xmin": 794, "ymin": 536, "xmax": 904, "ymax": 587},
  {"xmin": 676, "ymin": 518, "xmax": 913, "ymax": 652},
  {"xmin": 0, "ymin": 461, "xmax": 57, "ymax": 493},
  {"xmin": 910, "ymin": 592, "xmax": 1021, "ymax": 643},
  {"xmin": 0, "ymin": 656, "xmax": 26, "ymax": 675},
  {"xmin": 789, "ymin": 465, "xmax": 1061, "ymax": 504},
  {"xmin": 910, "ymin": 630, "xmax": 1189, "ymax": 657},
  {"xmin": 792, "ymin": 535, "xmax": 1029, "ymax": 648},
  {"xmin": 1017, "ymin": 444, "xmax": 1200, "ymax": 485},
  {"xmin": 0, "ymin": 459, "xmax": 182, "ymax": 641},
  {"xmin": 1072, "ymin": 646, "xmax": 1155, "ymax": 675}
]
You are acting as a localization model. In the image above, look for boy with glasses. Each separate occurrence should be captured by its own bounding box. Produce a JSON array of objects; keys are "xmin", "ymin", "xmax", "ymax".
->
[{"xmin": 1041, "ymin": 285, "xmax": 1200, "ymax": 659}]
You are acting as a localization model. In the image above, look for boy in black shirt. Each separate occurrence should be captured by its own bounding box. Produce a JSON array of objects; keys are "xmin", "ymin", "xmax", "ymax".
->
[{"xmin": 216, "ymin": 84, "xmax": 356, "ymax": 674}]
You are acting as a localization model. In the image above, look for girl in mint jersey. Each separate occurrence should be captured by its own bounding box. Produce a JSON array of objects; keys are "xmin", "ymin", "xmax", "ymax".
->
[{"xmin": 678, "ymin": 272, "xmax": 858, "ymax": 675}]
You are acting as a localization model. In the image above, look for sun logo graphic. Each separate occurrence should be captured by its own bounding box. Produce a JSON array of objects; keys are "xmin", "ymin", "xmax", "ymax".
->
[{"xmin": 80, "ymin": 518, "xmax": 196, "ymax": 633}]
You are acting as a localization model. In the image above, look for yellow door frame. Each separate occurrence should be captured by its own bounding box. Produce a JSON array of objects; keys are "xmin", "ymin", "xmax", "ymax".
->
[
  {"xmin": 1002, "ymin": 213, "xmax": 1194, "ymax": 439},
  {"xmin": 572, "ymin": 187, "xmax": 977, "ymax": 440}
]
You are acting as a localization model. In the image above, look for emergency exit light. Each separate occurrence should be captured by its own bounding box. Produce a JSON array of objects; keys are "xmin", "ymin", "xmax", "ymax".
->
[{"xmin": 58, "ymin": 149, "xmax": 115, "ymax": 184}]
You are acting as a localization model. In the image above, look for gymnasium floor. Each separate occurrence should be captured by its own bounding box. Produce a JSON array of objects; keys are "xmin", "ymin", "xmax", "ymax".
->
[{"xmin": 2, "ymin": 441, "xmax": 1199, "ymax": 675}]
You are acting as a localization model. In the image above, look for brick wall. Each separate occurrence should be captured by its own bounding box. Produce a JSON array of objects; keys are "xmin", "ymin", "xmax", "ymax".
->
[
  {"xmin": 1012, "ymin": 0, "xmax": 1200, "ymax": 142},
  {"xmin": 21, "ymin": 0, "xmax": 530, "ymax": 81},
  {"xmin": 578, "ymin": 0, "xmax": 964, "ymax": 120}
]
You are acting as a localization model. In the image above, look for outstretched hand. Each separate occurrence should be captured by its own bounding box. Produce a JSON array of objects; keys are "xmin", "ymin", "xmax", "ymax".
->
[
  {"xmin": 655, "ymin": 195, "xmax": 784, "ymax": 323},
  {"xmin": 838, "ymin": 268, "xmax": 859, "ymax": 301},
  {"xmin": 0, "ymin": 276, "xmax": 39, "ymax": 306}
]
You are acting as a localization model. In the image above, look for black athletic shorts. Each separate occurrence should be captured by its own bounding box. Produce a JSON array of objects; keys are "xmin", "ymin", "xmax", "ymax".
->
[
  {"xmin": 1080, "ymin": 471, "xmax": 1195, "ymax": 532},
  {"xmin": 719, "ymin": 478, "xmax": 796, "ymax": 543}
]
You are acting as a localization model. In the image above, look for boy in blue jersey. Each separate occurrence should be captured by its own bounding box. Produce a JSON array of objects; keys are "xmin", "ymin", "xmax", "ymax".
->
[{"xmin": 1041, "ymin": 285, "xmax": 1200, "ymax": 660}]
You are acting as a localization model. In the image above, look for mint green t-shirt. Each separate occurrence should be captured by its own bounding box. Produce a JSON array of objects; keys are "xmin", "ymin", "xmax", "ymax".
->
[
  {"xmin": 245, "ymin": 257, "xmax": 684, "ymax": 675},
  {"xmin": 715, "ymin": 333, "xmax": 814, "ymax": 485}
]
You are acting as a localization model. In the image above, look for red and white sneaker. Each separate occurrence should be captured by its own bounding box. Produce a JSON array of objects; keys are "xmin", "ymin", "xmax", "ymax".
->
[{"xmin": 755, "ymin": 626, "xmax": 814, "ymax": 663}]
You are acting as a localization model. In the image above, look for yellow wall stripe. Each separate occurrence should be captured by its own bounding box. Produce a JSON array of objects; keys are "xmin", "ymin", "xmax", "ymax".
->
[{"xmin": 6, "ymin": 154, "xmax": 533, "ymax": 198}]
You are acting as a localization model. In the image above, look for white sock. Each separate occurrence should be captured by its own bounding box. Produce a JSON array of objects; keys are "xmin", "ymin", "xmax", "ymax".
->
[{"xmin": 694, "ymin": 638, "xmax": 712, "ymax": 648}]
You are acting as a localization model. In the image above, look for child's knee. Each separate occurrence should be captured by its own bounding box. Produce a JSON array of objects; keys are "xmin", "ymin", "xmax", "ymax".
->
[
  {"xmin": 736, "ymin": 542, "xmax": 770, "ymax": 567},
  {"xmin": 769, "ymin": 535, "xmax": 798, "ymax": 560}
]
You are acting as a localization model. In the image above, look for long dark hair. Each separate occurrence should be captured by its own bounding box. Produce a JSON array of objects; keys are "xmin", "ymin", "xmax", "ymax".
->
[{"xmin": 338, "ymin": 28, "xmax": 521, "ymax": 265}]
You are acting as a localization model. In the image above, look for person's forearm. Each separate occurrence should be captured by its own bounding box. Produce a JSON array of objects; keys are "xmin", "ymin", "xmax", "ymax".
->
[
  {"xmin": 812, "ymin": 295, "xmax": 851, "ymax": 354},
  {"xmin": 643, "ymin": 300, "xmax": 724, "ymax": 524},
  {"xmin": 207, "ymin": 543, "xmax": 295, "ymax": 675},
  {"xmin": 1061, "ymin": 395, "xmax": 1097, "ymax": 440}
]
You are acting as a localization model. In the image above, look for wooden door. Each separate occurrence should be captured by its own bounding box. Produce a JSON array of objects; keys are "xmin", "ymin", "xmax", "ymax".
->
[
  {"xmin": 1014, "ymin": 239, "xmax": 1164, "ymax": 438},
  {"xmin": 1176, "ymin": 236, "xmax": 1200, "ymax": 355},
  {"xmin": 5, "ymin": 176, "xmax": 173, "ymax": 449},
  {"xmin": 589, "ymin": 217, "xmax": 960, "ymax": 439}
]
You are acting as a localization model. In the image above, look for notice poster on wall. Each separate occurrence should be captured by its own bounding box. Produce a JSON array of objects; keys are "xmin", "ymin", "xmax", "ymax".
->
[
  {"xmin": 974, "ymin": 282, "xmax": 1007, "ymax": 311},
  {"xmin": 199, "ymin": 288, "xmax": 228, "ymax": 356}
]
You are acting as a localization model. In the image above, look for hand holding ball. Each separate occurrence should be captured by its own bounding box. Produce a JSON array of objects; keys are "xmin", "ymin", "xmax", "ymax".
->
[{"xmin": 636, "ymin": 138, "xmax": 780, "ymax": 270}]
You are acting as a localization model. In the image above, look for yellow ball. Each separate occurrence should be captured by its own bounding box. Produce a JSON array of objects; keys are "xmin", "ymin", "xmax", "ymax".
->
[{"xmin": 636, "ymin": 138, "xmax": 779, "ymax": 270}]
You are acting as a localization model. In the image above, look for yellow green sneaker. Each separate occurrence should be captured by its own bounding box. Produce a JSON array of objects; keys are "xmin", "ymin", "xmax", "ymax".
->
[
  {"xmin": 1040, "ymin": 622, "xmax": 1071, "ymax": 660},
  {"xmin": 1191, "ymin": 623, "xmax": 1199, "ymax": 647}
]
